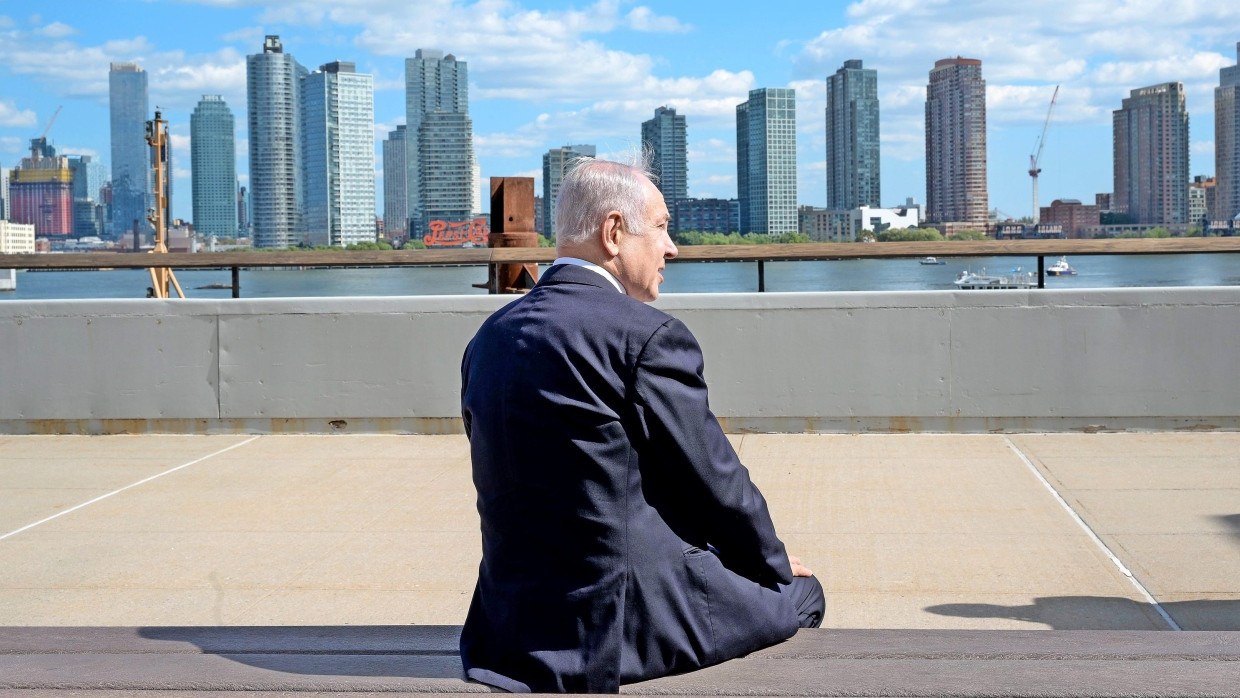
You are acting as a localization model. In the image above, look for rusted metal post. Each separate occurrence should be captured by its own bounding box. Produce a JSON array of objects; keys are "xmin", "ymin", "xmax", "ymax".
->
[{"xmin": 487, "ymin": 177, "xmax": 539, "ymax": 293}]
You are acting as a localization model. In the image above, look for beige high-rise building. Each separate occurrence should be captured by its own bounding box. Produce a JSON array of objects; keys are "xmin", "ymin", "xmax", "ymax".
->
[
  {"xmin": 924, "ymin": 57, "xmax": 987, "ymax": 226},
  {"xmin": 1113, "ymin": 82, "xmax": 1189, "ymax": 225}
]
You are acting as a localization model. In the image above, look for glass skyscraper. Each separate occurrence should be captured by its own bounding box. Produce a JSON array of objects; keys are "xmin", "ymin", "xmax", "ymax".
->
[
  {"xmin": 190, "ymin": 95, "xmax": 238, "ymax": 237},
  {"xmin": 405, "ymin": 49, "xmax": 476, "ymax": 238},
  {"xmin": 108, "ymin": 62, "xmax": 150, "ymax": 239},
  {"xmin": 736, "ymin": 88, "xmax": 797, "ymax": 235},
  {"xmin": 247, "ymin": 35, "xmax": 306, "ymax": 248},
  {"xmin": 1113, "ymin": 82, "xmax": 1189, "ymax": 225},
  {"xmin": 826, "ymin": 60, "xmax": 880, "ymax": 209},
  {"xmin": 925, "ymin": 57, "xmax": 988, "ymax": 226},
  {"xmin": 382, "ymin": 125, "xmax": 408, "ymax": 240},
  {"xmin": 641, "ymin": 106, "xmax": 688, "ymax": 213},
  {"xmin": 301, "ymin": 62, "xmax": 375, "ymax": 247},
  {"xmin": 1216, "ymin": 43, "xmax": 1240, "ymax": 222}
]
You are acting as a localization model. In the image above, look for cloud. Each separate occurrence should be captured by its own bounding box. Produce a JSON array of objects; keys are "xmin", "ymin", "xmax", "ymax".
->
[
  {"xmin": 56, "ymin": 146, "xmax": 101, "ymax": 159},
  {"xmin": 1192, "ymin": 140, "xmax": 1215, "ymax": 156},
  {"xmin": 625, "ymin": 7, "xmax": 691, "ymax": 33},
  {"xmin": 221, "ymin": 26, "xmax": 264, "ymax": 44},
  {"xmin": 35, "ymin": 21, "xmax": 75, "ymax": 38},
  {"xmin": 689, "ymin": 138, "xmax": 736, "ymax": 164},
  {"xmin": 0, "ymin": 136, "xmax": 24, "ymax": 154},
  {"xmin": 0, "ymin": 100, "xmax": 38, "ymax": 128}
]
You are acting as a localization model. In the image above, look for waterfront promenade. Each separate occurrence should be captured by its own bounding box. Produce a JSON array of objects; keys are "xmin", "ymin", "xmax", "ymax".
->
[{"xmin": 2, "ymin": 431, "xmax": 1239, "ymax": 694}]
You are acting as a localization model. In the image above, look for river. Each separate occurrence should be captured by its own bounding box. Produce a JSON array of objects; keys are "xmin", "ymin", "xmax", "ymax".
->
[{"xmin": 4, "ymin": 253, "xmax": 1240, "ymax": 300}]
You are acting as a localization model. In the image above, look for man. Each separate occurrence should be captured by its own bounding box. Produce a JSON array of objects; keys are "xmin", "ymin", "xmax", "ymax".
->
[{"xmin": 460, "ymin": 157, "xmax": 823, "ymax": 693}]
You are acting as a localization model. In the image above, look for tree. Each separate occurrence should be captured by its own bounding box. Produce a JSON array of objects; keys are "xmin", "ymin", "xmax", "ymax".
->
[
  {"xmin": 949, "ymin": 229, "xmax": 989, "ymax": 241},
  {"xmin": 876, "ymin": 228, "xmax": 943, "ymax": 242}
]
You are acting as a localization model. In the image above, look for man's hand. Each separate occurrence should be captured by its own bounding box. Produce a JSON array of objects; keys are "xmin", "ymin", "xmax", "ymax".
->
[{"xmin": 789, "ymin": 554, "xmax": 813, "ymax": 577}]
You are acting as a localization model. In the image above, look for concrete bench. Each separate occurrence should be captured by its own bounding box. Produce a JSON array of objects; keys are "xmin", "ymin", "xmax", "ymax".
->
[{"xmin": 3, "ymin": 626, "xmax": 1239, "ymax": 696}]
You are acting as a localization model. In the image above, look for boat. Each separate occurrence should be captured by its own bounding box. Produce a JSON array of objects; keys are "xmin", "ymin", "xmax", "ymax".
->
[
  {"xmin": 954, "ymin": 268, "xmax": 1037, "ymax": 290},
  {"xmin": 919, "ymin": 256, "xmax": 946, "ymax": 265},
  {"xmin": 1046, "ymin": 256, "xmax": 1077, "ymax": 276}
]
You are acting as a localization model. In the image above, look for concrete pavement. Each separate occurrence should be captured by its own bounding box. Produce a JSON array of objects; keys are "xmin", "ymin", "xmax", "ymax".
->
[
  {"xmin": 1, "ymin": 432, "xmax": 1238, "ymax": 629},
  {"xmin": 1, "ymin": 432, "xmax": 1239, "ymax": 694}
]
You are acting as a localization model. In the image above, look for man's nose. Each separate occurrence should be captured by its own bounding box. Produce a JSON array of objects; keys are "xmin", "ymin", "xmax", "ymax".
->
[{"xmin": 665, "ymin": 237, "xmax": 678, "ymax": 259}]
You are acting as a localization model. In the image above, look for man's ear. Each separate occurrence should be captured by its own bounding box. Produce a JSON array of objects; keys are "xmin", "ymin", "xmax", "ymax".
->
[{"xmin": 600, "ymin": 211, "xmax": 624, "ymax": 257}]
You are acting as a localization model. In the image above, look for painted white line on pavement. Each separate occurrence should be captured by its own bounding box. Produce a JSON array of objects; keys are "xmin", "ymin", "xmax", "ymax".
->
[
  {"xmin": 0, "ymin": 436, "xmax": 262, "ymax": 542},
  {"xmin": 1003, "ymin": 437, "xmax": 1181, "ymax": 631}
]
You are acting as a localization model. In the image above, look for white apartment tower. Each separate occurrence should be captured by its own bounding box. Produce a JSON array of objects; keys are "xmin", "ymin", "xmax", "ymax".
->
[
  {"xmin": 301, "ymin": 61, "xmax": 376, "ymax": 247},
  {"xmin": 736, "ymin": 88, "xmax": 798, "ymax": 235}
]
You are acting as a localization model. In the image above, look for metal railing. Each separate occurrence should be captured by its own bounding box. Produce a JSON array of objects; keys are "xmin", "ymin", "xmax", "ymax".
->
[{"xmin": 3, "ymin": 237, "xmax": 1239, "ymax": 296}]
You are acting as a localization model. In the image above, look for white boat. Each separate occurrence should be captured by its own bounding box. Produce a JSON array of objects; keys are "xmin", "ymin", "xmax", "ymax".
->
[
  {"xmin": 954, "ymin": 268, "xmax": 1038, "ymax": 290},
  {"xmin": 1046, "ymin": 256, "xmax": 1077, "ymax": 276},
  {"xmin": 919, "ymin": 256, "xmax": 945, "ymax": 265}
]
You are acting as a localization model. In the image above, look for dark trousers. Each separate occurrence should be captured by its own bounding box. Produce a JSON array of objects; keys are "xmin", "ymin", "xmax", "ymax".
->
[{"xmin": 786, "ymin": 574, "xmax": 825, "ymax": 628}]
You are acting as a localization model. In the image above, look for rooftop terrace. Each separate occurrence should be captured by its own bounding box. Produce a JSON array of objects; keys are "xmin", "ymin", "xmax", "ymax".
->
[
  {"xmin": 2, "ymin": 431, "xmax": 1238, "ymax": 694},
  {"xmin": 2, "ymin": 285, "xmax": 1238, "ymax": 694}
]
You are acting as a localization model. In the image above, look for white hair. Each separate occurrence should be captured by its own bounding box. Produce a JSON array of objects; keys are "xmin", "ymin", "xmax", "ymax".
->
[{"xmin": 554, "ymin": 152, "xmax": 658, "ymax": 247}]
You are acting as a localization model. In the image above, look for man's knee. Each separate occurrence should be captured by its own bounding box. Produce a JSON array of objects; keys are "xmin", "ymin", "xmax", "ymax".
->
[{"xmin": 788, "ymin": 574, "xmax": 825, "ymax": 628}]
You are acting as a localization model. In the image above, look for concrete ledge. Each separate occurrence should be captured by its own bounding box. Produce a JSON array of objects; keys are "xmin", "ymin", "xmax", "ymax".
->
[{"xmin": 3, "ymin": 627, "xmax": 1239, "ymax": 696}]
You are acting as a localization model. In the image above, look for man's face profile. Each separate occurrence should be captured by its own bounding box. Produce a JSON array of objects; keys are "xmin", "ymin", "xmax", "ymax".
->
[{"xmin": 614, "ymin": 178, "xmax": 677, "ymax": 302}]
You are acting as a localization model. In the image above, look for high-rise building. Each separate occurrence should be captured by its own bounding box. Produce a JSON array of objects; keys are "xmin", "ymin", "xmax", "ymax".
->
[
  {"xmin": 109, "ymin": 62, "xmax": 150, "ymax": 239},
  {"xmin": 0, "ymin": 162, "xmax": 9, "ymax": 220},
  {"xmin": 382, "ymin": 125, "xmax": 408, "ymax": 240},
  {"xmin": 641, "ymin": 106, "xmax": 688, "ymax": 214},
  {"xmin": 674, "ymin": 197, "xmax": 738, "ymax": 235},
  {"xmin": 925, "ymin": 57, "xmax": 988, "ymax": 226},
  {"xmin": 247, "ymin": 35, "xmax": 306, "ymax": 248},
  {"xmin": 237, "ymin": 185, "xmax": 249, "ymax": 235},
  {"xmin": 9, "ymin": 151, "xmax": 73, "ymax": 237},
  {"xmin": 405, "ymin": 49, "xmax": 476, "ymax": 237},
  {"xmin": 190, "ymin": 95, "xmax": 238, "ymax": 238},
  {"xmin": 543, "ymin": 144, "xmax": 596, "ymax": 237},
  {"xmin": 301, "ymin": 61, "xmax": 375, "ymax": 247},
  {"xmin": 826, "ymin": 59, "xmax": 880, "ymax": 209},
  {"xmin": 736, "ymin": 87, "xmax": 797, "ymax": 235},
  {"xmin": 67, "ymin": 155, "xmax": 106, "ymax": 237},
  {"xmin": 1216, "ymin": 43, "xmax": 1240, "ymax": 222},
  {"xmin": 1113, "ymin": 82, "xmax": 1189, "ymax": 225}
]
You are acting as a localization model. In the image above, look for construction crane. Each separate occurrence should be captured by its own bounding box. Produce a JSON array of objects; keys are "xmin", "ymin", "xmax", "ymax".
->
[
  {"xmin": 1028, "ymin": 85, "xmax": 1059, "ymax": 224},
  {"xmin": 30, "ymin": 105, "xmax": 62, "ymax": 159},
  {"xmin": 145, "ymin": 109, "xmax": 184, "ymax": 299}
]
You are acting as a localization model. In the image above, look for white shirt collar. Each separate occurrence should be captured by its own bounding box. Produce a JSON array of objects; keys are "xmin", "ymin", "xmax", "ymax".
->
[{"xmin": 553, "ymin": 257, "xmax": 626, "ymax": 294}]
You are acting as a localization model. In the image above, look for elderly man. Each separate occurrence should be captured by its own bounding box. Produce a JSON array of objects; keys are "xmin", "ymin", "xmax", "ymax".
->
[{"xmin": 459, "ymin": 157, "xmax": 824, "ymax": 693}]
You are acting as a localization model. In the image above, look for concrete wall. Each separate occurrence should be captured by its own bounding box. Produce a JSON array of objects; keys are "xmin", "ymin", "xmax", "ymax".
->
[{"xmin": 2, "ymin": 288, "xmax": 1237, "ymax": 434}]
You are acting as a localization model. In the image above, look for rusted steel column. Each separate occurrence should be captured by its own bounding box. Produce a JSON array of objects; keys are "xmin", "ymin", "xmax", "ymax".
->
[{"xmin": 487, "ymin": 177, "xmax": 539, "ymax": 293}]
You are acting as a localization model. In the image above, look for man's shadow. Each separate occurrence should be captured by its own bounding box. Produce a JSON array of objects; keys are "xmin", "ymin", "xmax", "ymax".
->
[
  {"xmin": 928, "ymin": 514, "xmax": 1240, "ymax": 630},
  {"xmin": 136, "ymin": 625, "xmax": 474, "ymax": 682}
]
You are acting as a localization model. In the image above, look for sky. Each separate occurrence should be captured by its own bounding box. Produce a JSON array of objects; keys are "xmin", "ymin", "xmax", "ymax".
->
[{"xmin": 1, "ymin": 0, "xmax": 1238, "ymax": 225}]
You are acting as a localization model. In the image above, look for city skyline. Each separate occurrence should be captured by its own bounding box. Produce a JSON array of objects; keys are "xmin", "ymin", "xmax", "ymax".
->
[{"xmin": 1, "ymin": 2, "xmax": 1238, "ymax": 226}]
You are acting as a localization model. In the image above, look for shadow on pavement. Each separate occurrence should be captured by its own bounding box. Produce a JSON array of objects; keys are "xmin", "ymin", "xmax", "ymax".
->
[
  {"xmin": 1222, "ymin": 514, "xmax": 1240, "ymax": 547},
  {"xmin": 926, "ymin": 596, "xmax": 1240, "ymax": 631},
  {"xmin": 137, "ymin": 625, "xmax": 473, "ymax": 681}
]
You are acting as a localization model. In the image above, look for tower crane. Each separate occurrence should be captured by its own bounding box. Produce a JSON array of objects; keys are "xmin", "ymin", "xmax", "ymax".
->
[
  {"xmin": 30, "ymin": 105, "xmax": 62, "ymax": 159},
  {"xmin": 1028, "ymin": 86, "xmax": 1059, "ymax": 224}
]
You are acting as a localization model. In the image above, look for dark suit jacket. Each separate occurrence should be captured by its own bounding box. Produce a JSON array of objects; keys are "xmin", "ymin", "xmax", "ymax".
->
[{"xmin": 459, "ymin": 264, "xmax": 798, "ymax": 693}]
